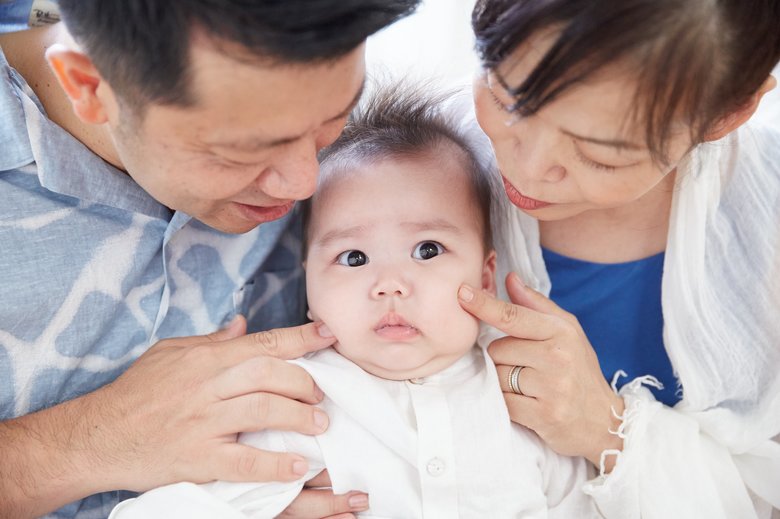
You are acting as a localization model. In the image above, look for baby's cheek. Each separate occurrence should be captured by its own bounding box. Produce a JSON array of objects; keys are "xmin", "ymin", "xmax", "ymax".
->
[{"xmin": 441, "ymin": 304, "xmax": 481, "ymax": 344}]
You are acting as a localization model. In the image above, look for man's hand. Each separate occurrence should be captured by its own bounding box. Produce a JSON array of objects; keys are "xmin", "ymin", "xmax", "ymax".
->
[{"xmin": 0, "ymin": 316, "xmax": 337, "ymax": 517}]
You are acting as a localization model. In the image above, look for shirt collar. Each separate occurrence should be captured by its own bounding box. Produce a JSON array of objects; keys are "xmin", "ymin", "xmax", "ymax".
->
[
  {"xmin": 0, "ymin": 44, "xmax": 35, "ymax": 171},
  {"xmin": 407, "ymin": 347, "xmax": 484, "ymax": 386},
  {"xmin": 0, "ymin": 45, "xmax": 171, "ymax": 220}
]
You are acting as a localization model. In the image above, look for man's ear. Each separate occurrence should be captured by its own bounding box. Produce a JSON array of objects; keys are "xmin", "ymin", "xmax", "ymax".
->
[
  {"xmin": 45, "ymin": 43, "xmax": 108, "ymax": 124},
  {"xmin": 481, "ymin": 250, "xmax": 498, "ymax": 297},
  {"xmin": 704, "ymin": 75, "xmax": 777, "ymax": 141}
]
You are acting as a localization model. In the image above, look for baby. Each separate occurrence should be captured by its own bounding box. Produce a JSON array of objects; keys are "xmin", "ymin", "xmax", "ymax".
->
[{"xmin": 111, "ymin": 84, "xmax": 598, "ymax": 518}]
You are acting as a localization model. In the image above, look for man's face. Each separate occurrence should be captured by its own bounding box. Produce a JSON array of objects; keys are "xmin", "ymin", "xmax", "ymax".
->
[
  {"xmin": 103, "ymin": 39, "xmax": 365, "ymax": 233},
  {"xmin": 305, "ymin": 152, "xmax": 496, "ymax": 380}
]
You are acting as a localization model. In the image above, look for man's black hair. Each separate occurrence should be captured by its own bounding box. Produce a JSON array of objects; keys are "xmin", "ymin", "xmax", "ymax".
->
[{"xmin": 57, "ymin": 0, "xmax": 419, "ymax": 108}]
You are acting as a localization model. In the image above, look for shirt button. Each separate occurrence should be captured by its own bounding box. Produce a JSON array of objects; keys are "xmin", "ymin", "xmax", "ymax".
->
[
  {"xmin": 409, "ymin": 377, "xmax": 425, "ymax": 385},
  {"xmin": 426, "ymin": 457, "xmax": 445, "ymax": 477}
]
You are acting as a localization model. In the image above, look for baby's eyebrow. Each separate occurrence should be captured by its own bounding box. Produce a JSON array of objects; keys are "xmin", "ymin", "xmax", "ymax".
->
[
  {"xmin": 312, "ymin": 219, "xmax": 463, "ymax": 248},
  {"xmin": 313, "ymin": 225, "xmax": 368, "ymax": 248},
  {"xmin": 400, "ymin": 219, "xmax": 463, "ymax": 235}
]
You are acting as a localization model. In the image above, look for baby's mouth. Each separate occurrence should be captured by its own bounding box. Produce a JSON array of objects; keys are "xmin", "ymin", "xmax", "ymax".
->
[{"xmin": 374, "ymin": 313, "xmax": 420, "ymax": 340}]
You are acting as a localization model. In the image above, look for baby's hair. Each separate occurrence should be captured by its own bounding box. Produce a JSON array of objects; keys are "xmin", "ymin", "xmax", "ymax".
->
[
  {"xmin": 473, "ymin": 0, "xmax": 780, "ymax": 166},
  {"xmin": 304, "ymin": 81, "xmax": 496, "ymax": 254}
]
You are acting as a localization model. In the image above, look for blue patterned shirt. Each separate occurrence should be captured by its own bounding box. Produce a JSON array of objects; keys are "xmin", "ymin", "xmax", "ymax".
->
[{"xmin": 0, "ymin": 47, "xmax": 306, "ymax": 518}]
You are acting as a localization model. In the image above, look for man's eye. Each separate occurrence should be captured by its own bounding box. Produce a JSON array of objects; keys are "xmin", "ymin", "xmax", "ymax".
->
[
  {"xmin": 412, "ymin": 241, "xmax": 444, "ymax": 260},
  {"xmin": 210, "ymin": 155, "xmax": 252, "ymax": 169},
  {"xmin": 336, "ymin": 250, "xmax": 368, "ymax": 267}
]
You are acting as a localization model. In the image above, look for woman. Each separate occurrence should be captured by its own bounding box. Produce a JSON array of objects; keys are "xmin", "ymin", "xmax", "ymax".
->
[{"xmin": 458, "ymin": 1, "xmax": 780, "ymax": 517}]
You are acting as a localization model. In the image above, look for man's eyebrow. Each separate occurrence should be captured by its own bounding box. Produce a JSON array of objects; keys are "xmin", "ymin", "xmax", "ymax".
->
[
  {"xmin": 329, "ymin": 80, "xmax": 365, "ymax": 123},
  {"xmin": 210, "ymin": 79, "xmax": 365, "ymax": 151},
  {"xmin": 560, "ymin": 128, "xmax": 644, "ymax": 151}
]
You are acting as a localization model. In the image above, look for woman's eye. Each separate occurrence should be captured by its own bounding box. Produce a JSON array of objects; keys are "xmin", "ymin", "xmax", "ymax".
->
[
  {"xmin": 571, "ymin": 140, "xmax": 641, "ymax": 172},
  {"xmin": 412, "ymin": 241, "xmax": 444, "ymax": 260},
  {"xmin": 574, "ymin": 146, "xmax": 617, "ymax": 172},
  {"xmin": 336, "ymin": 250, "xmax": 368, "ymax": 267}
]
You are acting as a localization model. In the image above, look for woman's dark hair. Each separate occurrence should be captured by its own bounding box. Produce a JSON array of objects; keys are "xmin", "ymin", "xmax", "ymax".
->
[
  {"xmin": 57, "ymin": 0, "xmax": 419, "ymax": 109},
  {"xmin": 473, "ymin": 0, "xmax": 780, "ymax": 165},
  {"xmin": 305, "ymin": 81, "xmax": 496, "ymax": 254}
]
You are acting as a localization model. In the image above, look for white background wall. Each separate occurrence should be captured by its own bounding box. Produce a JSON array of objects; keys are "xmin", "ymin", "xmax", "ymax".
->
[
  {"xmin": 365, "ymin": 0, "xmax": 479, "ymax": 86},
  {"xmin": 366, "ymin": 0, "xmax": 780, "ymax": 127}
]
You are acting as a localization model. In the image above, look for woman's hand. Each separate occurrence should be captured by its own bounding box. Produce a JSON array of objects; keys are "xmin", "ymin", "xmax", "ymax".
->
[
  {"xmin": 280, "ymin": 470, "xmax": 369, "ymax": 519},
  {"xmin": 458, "ymin": 272, "xmax": 625, "ymax": 469}
]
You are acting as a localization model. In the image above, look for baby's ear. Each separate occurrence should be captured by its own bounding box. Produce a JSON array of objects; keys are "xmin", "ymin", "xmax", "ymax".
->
[{"xmin": 481, "ymin": 250, "xmax": 498, "ymax": 297}]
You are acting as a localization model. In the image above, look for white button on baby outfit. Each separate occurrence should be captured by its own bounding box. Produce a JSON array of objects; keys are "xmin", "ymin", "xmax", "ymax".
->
[{"xmin": 426, "ymin": 457, "xmax": 445, "ymax": 477}]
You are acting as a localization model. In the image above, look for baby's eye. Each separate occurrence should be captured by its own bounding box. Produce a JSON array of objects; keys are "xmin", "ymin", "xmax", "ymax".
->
[
  {"xmin": 412, "ymin": 241, "xmax": 444, "ymax": 260},
  {"xmin": 336, "ymin": 250, "xmax": 368, "ymax": 267}
]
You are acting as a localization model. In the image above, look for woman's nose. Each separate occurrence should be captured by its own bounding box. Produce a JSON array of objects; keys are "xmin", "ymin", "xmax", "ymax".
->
[
  {"xmin": 513, "ymin": 125, "xmax": 567, "ymax": 183},
  {"xmin": 497, "ymin": 115, "xmax": 567, "ymax": 184}
]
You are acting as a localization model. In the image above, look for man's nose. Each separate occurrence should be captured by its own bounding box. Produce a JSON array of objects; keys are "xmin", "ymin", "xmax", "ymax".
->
[{"xmin": 254, "ymin": 143, "xmax": 320, "ymax": 201}]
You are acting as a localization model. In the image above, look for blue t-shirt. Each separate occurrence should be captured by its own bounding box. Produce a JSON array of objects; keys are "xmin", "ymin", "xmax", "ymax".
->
[{"xmin": 542, "ymin": 248, "xmax": 681, "ymax": 406}]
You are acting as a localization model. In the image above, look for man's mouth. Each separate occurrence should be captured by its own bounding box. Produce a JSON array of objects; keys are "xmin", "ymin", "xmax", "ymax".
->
[{"xmin": 233, "ymin": 201, "xmax": 295, "ymax": 223}]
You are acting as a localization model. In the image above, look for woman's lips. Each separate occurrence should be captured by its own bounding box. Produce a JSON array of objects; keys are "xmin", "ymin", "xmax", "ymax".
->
[
  {"xmin": 502, "ymin": 176, "xmax": 553, "ymax": 210},
  {"xmin": 234, "ymin": 201, "xmax": 294, "ymax": 223}
]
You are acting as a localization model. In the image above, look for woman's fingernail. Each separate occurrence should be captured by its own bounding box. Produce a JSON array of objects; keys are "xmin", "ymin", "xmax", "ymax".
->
[
  {"xmin": 348, "ymin": 493, "xmax": 369, "ymax": 509},
  {"xmin": 292, "ymin": 458, "xmax": 308, "ymax": 476},
  {"xmin": 458, "ymin": 285, "xmax": 474, "ymax": 302},
  {"xmin": 317, "ymin": 322, "xmax": 334, "ymax": 338},
  {"xmin": 509, "ymin": 271, "xmax": 525, "ymax": 287},
  {"xmin": 509, "ymin": 273, "xmax": 530, "ymax": 293},
  {"xmin": 313, "ymin": 409, "xmax": 329, "ymax": 432}
]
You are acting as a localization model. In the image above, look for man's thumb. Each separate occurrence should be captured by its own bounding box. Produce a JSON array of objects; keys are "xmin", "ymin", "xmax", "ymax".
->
[{"xmin": 212, "ymin": 314, "xmax": 247, "ymax": 341}]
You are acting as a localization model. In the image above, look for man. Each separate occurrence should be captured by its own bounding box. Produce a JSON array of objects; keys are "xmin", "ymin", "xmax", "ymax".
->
[{"xmin": 0, "ymin": 1, "xmax": 418, "ymax": 517}]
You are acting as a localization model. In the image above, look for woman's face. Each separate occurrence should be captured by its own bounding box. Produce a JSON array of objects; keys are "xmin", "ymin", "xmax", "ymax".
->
[{"xmin": 473, "ymin": 32, "xmax": 692, "ymax": 221}]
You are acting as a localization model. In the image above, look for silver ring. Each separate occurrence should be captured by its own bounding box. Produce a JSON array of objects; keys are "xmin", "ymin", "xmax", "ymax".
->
[{"xmin": 508, "ymin": 365, "xmax": 525, "ymax": 395}]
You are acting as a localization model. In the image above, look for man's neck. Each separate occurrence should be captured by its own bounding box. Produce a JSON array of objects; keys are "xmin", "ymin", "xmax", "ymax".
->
[{"xmin": 0, "ymin": 24, "xmax": 124, "ymax": 170}]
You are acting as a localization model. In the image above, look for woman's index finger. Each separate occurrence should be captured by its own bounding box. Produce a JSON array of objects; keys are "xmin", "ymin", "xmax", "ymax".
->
[{"xmin": 457, "ymin": 284, "xmax": 554, "ymax": 341}]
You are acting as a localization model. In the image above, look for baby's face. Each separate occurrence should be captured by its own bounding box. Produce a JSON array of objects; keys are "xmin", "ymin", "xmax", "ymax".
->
[{"xmin": 305, "ymin": 153, "xmax": 496, "ymax": 380}]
